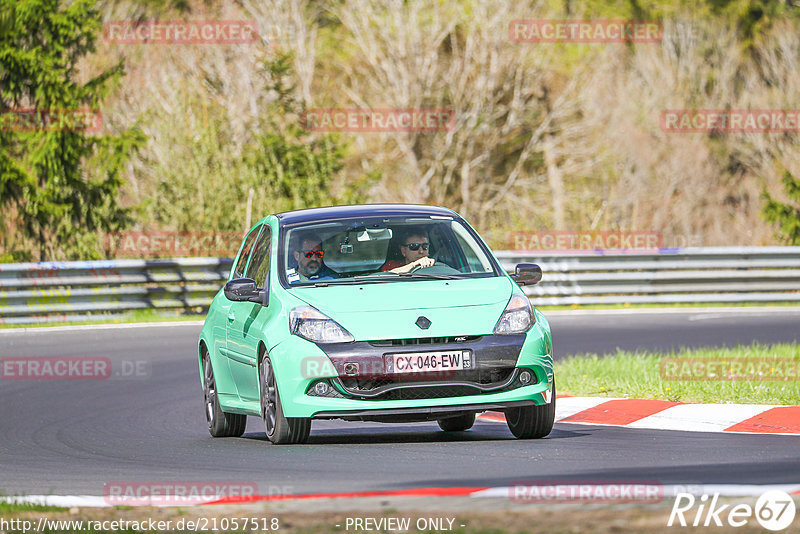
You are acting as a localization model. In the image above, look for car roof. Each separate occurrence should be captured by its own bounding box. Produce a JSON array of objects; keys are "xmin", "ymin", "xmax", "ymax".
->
[{"xmin": 274, "ymin": 204, "xmax": 459, "ymax": 226}]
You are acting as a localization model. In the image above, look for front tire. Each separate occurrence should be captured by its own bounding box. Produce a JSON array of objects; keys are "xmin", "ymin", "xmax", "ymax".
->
[
  {"xmin": 259, "ymin": 356, "xmax": 311, "ymax": 444},
  {"xmin": 203, "ymin": 347, "xmax": 246, "ymax": 437},
  {"xmin": 437, "ymin": 412, "xmax": 476, "ymax": 432},
  {"xmin": 505, "ymin": 380, "xmax": 556, "ymax": 439}
]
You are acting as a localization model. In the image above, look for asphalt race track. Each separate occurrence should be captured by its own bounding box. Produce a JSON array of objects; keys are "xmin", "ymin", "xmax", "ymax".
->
[
  {"xmin": 0, "ymin": 308, "xmax": 798, "ymax": 497},
  {"xmin": 546, "ymin": 307, "xmax": 800, "ymax": 358}
]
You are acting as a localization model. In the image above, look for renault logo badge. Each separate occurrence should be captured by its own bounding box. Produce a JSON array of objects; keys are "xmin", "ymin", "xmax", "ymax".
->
[{"xmin": 415, "ymin": 316, "xmax": 431, "ymax": 330}]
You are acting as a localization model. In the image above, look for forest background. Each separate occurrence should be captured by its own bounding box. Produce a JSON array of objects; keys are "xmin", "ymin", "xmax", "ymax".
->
[{"xmin": 3, "ymin": 0, "xmax": 800, "ymax": 261}]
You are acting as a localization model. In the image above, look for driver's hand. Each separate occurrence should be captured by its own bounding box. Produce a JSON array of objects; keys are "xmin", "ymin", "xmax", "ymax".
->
[{"xmin": 417, "ymin": 257, "xmax": 436, "ymax": 268}]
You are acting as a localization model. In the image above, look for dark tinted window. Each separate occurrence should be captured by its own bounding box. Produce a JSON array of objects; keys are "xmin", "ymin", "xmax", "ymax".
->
[
  {"xmin": 233, "ymin": 225, "xmax": 261, "ymax": 278},
  {"xmin": 246, "ymin": 226, "xmax": 271, "ymax": 288}
]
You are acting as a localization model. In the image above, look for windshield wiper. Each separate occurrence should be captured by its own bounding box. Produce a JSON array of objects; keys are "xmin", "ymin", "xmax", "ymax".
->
[
  {"xmin": 348, "ymin": 275, "xmax": 403, "ymax": 283},
  {"xmin": 395, "ymin": 272, "xmax": 459, "ymax": 280},
  {"xmin": 309, "ymin": 276, "xmax": 396, "ymax": 286},
  {"xmin": 353, "ymin": 271, "xmax": 461, "ymax": 281},
  {"xmin": 306, "ymin": 273, "xmax": 461, "ymax": 286}
]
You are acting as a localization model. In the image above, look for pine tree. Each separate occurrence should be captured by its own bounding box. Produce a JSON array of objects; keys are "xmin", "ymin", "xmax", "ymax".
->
[{"xmin": 0, "ymin": 0, "xmax": 144, "ymax": 261}]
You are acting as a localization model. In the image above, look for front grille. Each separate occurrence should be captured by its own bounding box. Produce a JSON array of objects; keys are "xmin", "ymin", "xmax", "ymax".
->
[
  {"xmin": 368, "ymin": 336, "xmax": 482, "ymax": 347},
  {"xmin": 339, "ymin": 368, "xmax": 514, "ymax": 392},
  {"xmin": 335, "ymin": 367, "xmax": 519, "ymax": 400},
  {"xmin": 379, "ymin": 385, "xmax": 479, "ymax": 400},
  {"xmin": 340, "ymin": 377, "xmax": 394, "ymax": 391}
]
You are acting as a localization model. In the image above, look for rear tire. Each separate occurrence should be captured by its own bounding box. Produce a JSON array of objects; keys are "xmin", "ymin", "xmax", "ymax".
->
[
  {"xmin": 259, "ymin": 356, "xmax": 311, "ymax": 444},
  {"xmin": 437, "ymin": 412, "xmax": 476, "ymax": 432},
  {"xmin": 202, "ymin": 347, "xmax": 246, "ymax": 438},
  {"xmin": 505, "ymin": 380, "xmax": 556, "ymax": 439}
]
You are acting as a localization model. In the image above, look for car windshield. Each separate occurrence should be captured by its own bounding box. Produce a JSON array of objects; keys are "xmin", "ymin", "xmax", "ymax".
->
[{"xmin": 281, "ymin": 216, "xmax": 498, "ymax": 286}]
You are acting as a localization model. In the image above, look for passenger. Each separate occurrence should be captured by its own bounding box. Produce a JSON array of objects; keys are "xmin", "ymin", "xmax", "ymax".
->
[
  {"xmin": 380, "ymin": 228, "xmax": 436, "ymax": 273},
  {"xmin": 287, "ymin": 234, "xmax": 338, "ymax": 284}
]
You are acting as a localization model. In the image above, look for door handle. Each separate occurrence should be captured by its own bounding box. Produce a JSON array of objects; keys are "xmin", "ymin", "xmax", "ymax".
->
[{"xmin": 227, "ymin": 312, "xmax": 236, "ymax": 322}]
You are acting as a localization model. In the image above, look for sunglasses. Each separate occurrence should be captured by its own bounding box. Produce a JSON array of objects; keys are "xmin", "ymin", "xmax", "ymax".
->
[
  {"xmin": 301, "ymin": 250, "xmax": 324, "ymax": 259},
  {"xmin": 402, "ymin": 242, "xmax": 429, "ymax": 251}
]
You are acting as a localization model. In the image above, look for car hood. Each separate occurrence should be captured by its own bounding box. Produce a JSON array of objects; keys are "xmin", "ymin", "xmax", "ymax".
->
[{"xmin": 289, "ymin": 276, "xmax": 514, "ymax": 339}]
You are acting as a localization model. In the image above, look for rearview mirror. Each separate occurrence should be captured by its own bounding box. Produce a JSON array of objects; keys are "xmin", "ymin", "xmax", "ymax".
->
[
  {"xmin": 510, "ymin": 263, "xmax": 542, "ymax": 286},
  {"xmin": 357, "ymin": 228, "xmax": 392, "ymax": 241}
]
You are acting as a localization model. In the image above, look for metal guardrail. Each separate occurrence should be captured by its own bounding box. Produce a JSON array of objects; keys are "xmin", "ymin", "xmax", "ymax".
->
[
  {"xmin": 496, "ymin": 246, "xmax": 800, "ymax": 305},
  {"xmin": 1, "ymin": 247, "xmax": 799, "ymax": 324},
  {"xmin": 0, "ymin": 258, "xmax": 232, "ymax": 325}
]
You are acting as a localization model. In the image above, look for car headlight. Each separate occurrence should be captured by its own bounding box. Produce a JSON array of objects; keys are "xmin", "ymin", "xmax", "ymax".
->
[
  {"xmin": 493, "ymin": 294, "xmax": 534, "ymax": 335},
  {"xmin": 290, "ymin": 306, "xmax": 354, "ymax": 343}
]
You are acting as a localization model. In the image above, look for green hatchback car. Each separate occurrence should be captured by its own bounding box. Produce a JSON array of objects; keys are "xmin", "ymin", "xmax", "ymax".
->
[{"xmin": 198, "ymin": 204, "xmax": 554, "ymax": 444}]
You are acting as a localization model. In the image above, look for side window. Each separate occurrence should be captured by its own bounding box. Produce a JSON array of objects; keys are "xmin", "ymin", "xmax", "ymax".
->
[
  {"xmin": 233, "ymin": 225, "xmax": 261, "ymax": 278},
  {"xmin": 245, "ymin": 227, "xmax": 272, "ymax": 289},
  {"xmin": 453, "ymin": 233, "xmax": 479, "ymax": 272},
  {"xmin": 452, "ymin": 224, "xmax": 493, "ymax": 273},
  {"xmin": 429, "ymin": 225, "xmax": 459, "ymax": 269}
]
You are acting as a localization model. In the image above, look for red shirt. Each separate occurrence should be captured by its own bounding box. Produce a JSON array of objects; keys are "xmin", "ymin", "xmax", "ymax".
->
[{"xmin": 380, "ymin": 260, "xmax": 404, "ymax": 271}]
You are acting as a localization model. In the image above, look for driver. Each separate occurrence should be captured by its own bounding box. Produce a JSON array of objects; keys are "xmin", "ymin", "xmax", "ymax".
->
[
  {"xmin": 380, "ymin": 228, "xmax": 436, "ymax": 273},
  {"xmin": 288, "ymin": 233, "xmax": 338, "ymax": 284}
]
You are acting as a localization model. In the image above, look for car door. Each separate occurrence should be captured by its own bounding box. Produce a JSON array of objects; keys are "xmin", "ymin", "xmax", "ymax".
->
[
  {"xmin": 216, "ymin": 224, "xmax": 261, "ymax": 390},
  {"xmin": 226, "ymin": 224, "xmax": 271, "ymax": 402}
]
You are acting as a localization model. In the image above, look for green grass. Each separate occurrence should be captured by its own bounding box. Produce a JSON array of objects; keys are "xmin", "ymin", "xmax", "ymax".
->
[
  {"xmin": 556, "ymin": 343, "xmax": 800, "ymax": 405},
  {"xmin": 0, "ymin": 500, "xmax": 66, "ymax": 513},
  {"xmin": 0, "ymin": 309, "xmax": 206, "ymax": 329}
]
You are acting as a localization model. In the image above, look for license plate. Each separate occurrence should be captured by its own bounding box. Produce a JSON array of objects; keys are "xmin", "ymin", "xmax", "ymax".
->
[{"xmin": 386, "ymin": 351, "xmax": 472, "ymax": 374}]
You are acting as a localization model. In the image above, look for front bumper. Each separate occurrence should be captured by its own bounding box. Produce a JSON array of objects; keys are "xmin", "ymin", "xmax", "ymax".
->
[
  {"xmin": 318, "ymin": 335, "xmax": 525, "ymax": 399},
  {"xmin": 313, "ymin": 399, "xmax": 539, "ymax": 423},
  {"xmin": 269, "ymin": 324, "xmax": 553, "ymax": 419}
]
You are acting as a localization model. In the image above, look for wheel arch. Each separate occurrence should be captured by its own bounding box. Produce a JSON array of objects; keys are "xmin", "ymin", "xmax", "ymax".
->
[
  {"xmin": 198, "ymin": 338, "xmax": 209, "ymax": 388},
  {"xmin": 256, "ymin": 341, "xmax": 268, "ymax": 416},
  {"xmin": 256, "ymin": 340, "xmax": 293, "ymax": 415}
]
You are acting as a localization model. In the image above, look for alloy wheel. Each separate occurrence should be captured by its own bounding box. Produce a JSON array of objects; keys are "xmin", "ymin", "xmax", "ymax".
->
[
  {"xmin": 203, "ymin": 353, "xmax": 216, "ymax": 428},
  {"xmin": 260, "ymin": 358, "xmax": 277, "ymax": 436}
]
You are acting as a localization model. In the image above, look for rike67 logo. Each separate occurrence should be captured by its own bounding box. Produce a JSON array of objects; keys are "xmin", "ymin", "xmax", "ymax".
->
[{"xmin": 668, "ymin": 491, "xmax": 796, "ymax": 531}]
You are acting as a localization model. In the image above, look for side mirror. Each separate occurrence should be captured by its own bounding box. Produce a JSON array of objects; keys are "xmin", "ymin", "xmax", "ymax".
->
[
  {"xmin": 510, "ymin": 263, "xmax": 542, "ymax": 286},
  {"xmin": 224, "ymin": 278, "xmax": 269, "ymax": 306}
]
